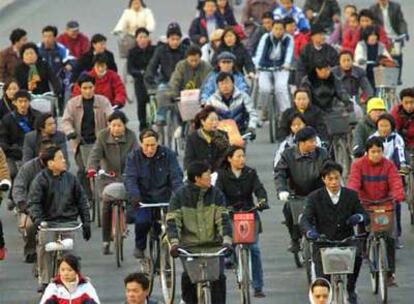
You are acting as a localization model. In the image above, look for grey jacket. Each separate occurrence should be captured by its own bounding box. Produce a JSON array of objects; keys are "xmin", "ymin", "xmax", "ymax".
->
[
  {"xmin": 331, "ymin": 65, "xmax": 374, "ymax": 98},
  {"xmin": 12, "ymin": 157, "xmax": 44, "ymax": 206},
  {"xmin": 22, "ymin": 130, "xmax": 68, "ymax": 163}
]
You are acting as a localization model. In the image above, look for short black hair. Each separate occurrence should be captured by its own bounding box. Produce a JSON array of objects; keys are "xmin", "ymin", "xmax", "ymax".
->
[
  {"xmin": 262, "ymin": 11, "xmax": 274, "ymax": 20},
  {"xmin": 77, "ymin": 74, "xmax": 95, "ymax": 87},
  {"xmin": 186, "ymin": 45, "xmax": 202, "ymax": 58},
  {"xmin": 399, "ymin": 87, "xmax": 414, "ymax": 100},
  {"xmin": 35, "ymin": 112, "xmax": 54, "ymax": 131},
  {"xmin": 339, "ymin": 49, "xmax": 353, "ymax": 61},
  {"xmin": 358, "ymin": 9, "xmax": 375, "ymax": 22},
  {"xmin": 194, "ymin": 105, "xmax": 217, "ymax": 129},
  {"xmin": 361, "ymin": 25, "xmax": 379, "ymax": 42},
  {"xmin": 14, "ymin": 89, "xmax": 31, "ymax": 101},
  {"xmin": 315, "ymin": 58, "xmax": 330, "ymax": 69},
  {"xmin": 288, "ymin": 112, "xmax": 307, "ymax": 128},
  {"xmin": 135, "ymin": 27, "xmax": 149, "ymax": 37},
  {"xmin": 91, "ymin": 33, "xmax": 107, "ymax": 45},
  {"xmin": 124, "ymin": 272, "xmax": 149, "ymax": 290},
  {"xmin": 311, "ymin": 278, "xmax": 331, "ymax": 293},
  {"xmin": 58, "ymin": 254, "xmax": 80, "ymax": 273},
  {"xmin": 293, "ymin": 88, "xmax": 311, "ymax": 101},
  {"xmin": 40, "ymin": 146, "xmax": 62, "ymax": 166},
  {"xmin": 93, "ymin": 53, "xmax": 108, "ymax": 65},
  {"xmin": 216, "ymin": 71, "xmax": 234, "ymax": 84},
  {"xmin": 9, "ymin": 28, "xmax": 27, "ymax": 44},
  {"xmin": 42, "ymin": 25, "xmax": 58, "ymax": 37},
  {"xmin": 108, "ymin": 111, "xmax": 128, "ymax": 124},
  {"xmin": 321, "ymin": 160, "xmax": 343, "ymax": 178},
  {"xmin": 20, "ymin": 42, "xmax": 39, "ymax": 58},
  {"xmin": 376, "ymin": 113, "xmax": 396, "ymax": 131},
  {"xmin": 365, "ymin": 136, "xmax": 384, "ymax": 152},
  {"xmin": 223, "ymin": 145, "xmax": 245, "ymax": 168},
  {"xmin": 187, "ymin": 161, "xmax": 211, "ymax": 183},
  {"xmin": 139, "ymin": 128, "xmax": 159, "ymax": 142},
  {"xmin": 39, "ymin": 140, "xmax": 56, "ymax": 157},
  {"xmin": 283, "ymin": 16, "xmax": 296, "ymax": 26},
  {"xmin": 272, "ymin": 19, "xmax": 285, "ymax": 27}
]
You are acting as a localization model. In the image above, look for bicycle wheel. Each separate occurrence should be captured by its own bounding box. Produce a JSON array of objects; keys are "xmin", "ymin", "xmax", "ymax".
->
[
  {"xmin": 333, "ymin": 137, "xmax": 350, "ymax": 179},
  {"xmin": 336, "ymin": 280, "xmax": 346, "ymax": 304},
  {"xmin": 159, "ymin": 237, "xmax": 175, "ymax": 303},
  {"xmin": 203, "ymin": 285, "xmax": 212, "ymax": 304},
  {"xmin": 302, "ymin": 238, "xmax": 312, "ymax": 283},
  {"xmin": 368, "ymin": 238, "xmax": 379, "ymax": 294},
  {"xmin": 113, "ymin": 205, "xmax": 122, "ymax": 268},
  {"xmin": 148, "ymin": 232, "xmax": 160, "ymax": 296},
  {"xmin": 378, "ymin": 238, "xmax": 388, "ymax": 303},
  {"xmin": 240, "ymin": 247, "xmax": 251, "ymax": 304},
  {"xmin": 268, "ymin": 96, "xmax": 275, "ymax": 143}
]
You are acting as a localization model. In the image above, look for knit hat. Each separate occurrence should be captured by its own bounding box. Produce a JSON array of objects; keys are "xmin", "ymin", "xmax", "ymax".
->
[
  {"xmin": 366, "ymin": 97, "xmax": 386, "ymax": 113},
  {"xmin": 295, "ymin": 126, "xmax": 317, "ymax": 142},
  {"xmin": 310, "ymin": 24, "xmax": 325, "ymax": 36},
  {"xmin": 217, "ymin": 51, "xmax": 236, "ymax": 62},
  {"xmin": 166, "ymin": 22, "xmax": 182, "ymax": 37}
]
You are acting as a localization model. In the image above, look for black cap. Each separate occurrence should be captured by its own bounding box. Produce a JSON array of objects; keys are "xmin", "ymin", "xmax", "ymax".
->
[
  {"xmin": 295, "ymin": 127, "xmax": 317, "ymax": 142},
  {"xmin": 166, "ymin": 22, "xmax": 182, "ymax": 37},
  {"xmin": 310, "ymin": 24, "xmax": 325, "ymax": 36},
  {"xmin": 67, "ymin": 20, "xmax": 79, "ymax": 31}
]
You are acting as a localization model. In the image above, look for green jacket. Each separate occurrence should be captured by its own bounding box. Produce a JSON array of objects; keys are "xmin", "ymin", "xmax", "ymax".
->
[
  {"xmin": 166, "ymin": 182, "xmax": 232, "ymax": 252},
  {"xmin": 352, "ymin": 116, "xmax": 377, "ymax": 157}
]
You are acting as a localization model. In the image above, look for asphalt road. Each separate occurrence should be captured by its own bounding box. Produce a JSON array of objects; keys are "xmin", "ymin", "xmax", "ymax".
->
[{"xmin": 0, "ymin": 0, "xmax": 413, "ymax": 303}]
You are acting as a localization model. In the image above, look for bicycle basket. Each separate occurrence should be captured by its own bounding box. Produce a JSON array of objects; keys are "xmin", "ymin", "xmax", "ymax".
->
[
  {"xmin": 183, "ymin": 257, "xmax": 221, "ymax": 284},
  {"xmin": 45, "ymin": 238, "xmax": 74, "ymax": 252},
  {"xmin": 374, "ymin": 66, "xmax": 399, "ymax": 88},
  {"xmin": 320, "ymin": 246, "xmax": 356, "ymax": 275},
  {"xmin": 288, "ymin": 198, "xmax": 307, "ymax": 225},
  {"xmin": 366, "ymin": 202, "xmax": 394, "ymax": 233},
  {"xmin": 324, "ymin": 111, "xmax": 350, "ymax": 136},
  {"xmin": 177, "ymin": 89, "xmax": 202, "ymax": 121},
  {"xmin": 233, "ymin": 212, "xmax": 256, "ymax": 244},
  {"xmin": 31, "ymin": 97, "xmax": 54, "ymax": 113}
]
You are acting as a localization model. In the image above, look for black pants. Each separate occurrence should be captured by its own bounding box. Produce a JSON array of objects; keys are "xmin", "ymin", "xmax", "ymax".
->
[
  {"xmin": 385, "ymin": 235, "xmax": 396, "ymax": 274},
  {"xmin": 133, "ymin": 77, "xmax": 149, "ymax": 131},
  {"xmin": 181, "ymin": 272, "xmax": 226, "ymax": 304},
  {"xmin": 283, "ymin": 202, "xmax": 301, "ymax": 241},
  {"xmin": 0, "ymin": 219, "xmax": 4, "ymax": 248}
]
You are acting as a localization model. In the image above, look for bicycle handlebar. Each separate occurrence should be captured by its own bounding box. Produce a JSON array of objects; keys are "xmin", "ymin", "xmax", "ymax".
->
[
  {"xmin": 39, "ymin": 222, "xmax": 83, "ymax": 232},
  {"xmin": 30, "ymin": 92, "xmax": 56, "ymax": 98},
  {"xmin": 313, "ymin": 233, "xmax": 366, "ymax": 245},
  {"xmin": 391, "ymin": 33, "xmax": 407, "ymax": 42},
  {"xmin": 177, "ymin": 247, "xmax": 228, "ymax": 257},
  {"xmin": 139, "ymin": 202, "xmax": 170, "ymax": 208}
]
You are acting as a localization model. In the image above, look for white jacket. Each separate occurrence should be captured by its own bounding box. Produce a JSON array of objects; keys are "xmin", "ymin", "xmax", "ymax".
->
[
  {"xmin": 354, "ymin": 41, "xmax": 391, "ymax": 70},
  {"xmin": 113, "ymin": 8, "xmax": 156, "ymax": 36}
]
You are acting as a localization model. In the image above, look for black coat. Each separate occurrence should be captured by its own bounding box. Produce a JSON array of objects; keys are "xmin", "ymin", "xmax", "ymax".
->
[
  {"xmin": 189, "ymin": 15, "xmax": 225, "ymax": 46},
  {"xmin": 370, "ymin": 2, "xmax": 408, "ymax": 36},
  {"xmin": 213, "ymin": 43, "xmax": 255, "ymax": 74},
  {"xmin": 127, "ymin": 44, "xmax": 156, "ymax": 80},
  {"xmin": 303, "ymin": 0, "xmax": 341, "ymax": 31},
  {"xmin": 300, "ymin": 187, "xmax": 368, "ymax": 241},
  {"xmin": 71, "ymin": 49, "xmax": 118, "ymax": 82},
  {"xmin": 0, "ymin": 97, "xmax": 15, "ymax": 120}
]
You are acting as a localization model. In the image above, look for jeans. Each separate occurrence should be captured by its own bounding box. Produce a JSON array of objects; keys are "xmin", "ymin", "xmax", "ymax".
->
[
  {"xmin": 250, "ymin": 236, "xmax": 264, "ymax": 291},
  {"xmin": 258, "ymin": 70, "xmax": 291, "ymax": 115},
  {"xmin": 133, "ymin": 207, "xmax": 160, "ymax": 250}
]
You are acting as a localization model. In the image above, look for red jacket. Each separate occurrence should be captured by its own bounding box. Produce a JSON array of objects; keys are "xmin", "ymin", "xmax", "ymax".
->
[
  {"xmin": 347, "ymin": 155, "xmax": 404, "ymax": 204},
  {"xmin": 72, "ymin": 69, "xmax": 126, "ymax": 107},
  {"xmin": 391, "ymin": 103, "xmax": 414, "ymax": 149},
  {"xmin": 342, "ymin": 25, "xmax": 391, "ymax": 53},
  {"xmin": 294, "ymin": 31, "xmax": 310, "ymax": 59},
  {"xmin": 57, "ymin": 32, "xmax": 90, "ymax": 59}
]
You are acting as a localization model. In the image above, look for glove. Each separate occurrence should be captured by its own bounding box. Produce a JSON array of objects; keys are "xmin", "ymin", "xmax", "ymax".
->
[
  {"xmin": 17, "ymin": 201, "xmax": 28, "ymax": 214},
  {"xmin": 129, "ymin": 197, "xmax": 141, "ymax": 209},
  {"xmin": 0, "ymin": 180, "xmax": 11, "ymax": 191},
  {"xmin": 170, "ymin": 244, "xmax": 179, "ymax": 258},
  {"xmin": 82, "ymin": 224, "xmax": 91, "ymax": 241},
  {"xmin": 278, "ymin": 191, "xmax": 290, "ymax": 202},
  {"xmin": 246, "ymin": 128, "xmax": 256, "ymax": 141},
  {"xmin": 66, "ymin": 132, "xmax": 77, "ymax": 141},
  {"xmin": 256, "ymin": 199, "xmax": 268, "ymax": 211},
  {"xmin": 346, "ymin": 214, "xmax": 364, "ymax": 226},
  {"xmin": 86, "ymin": 169, "xmax": 97, "ymax": 178},
  {"xmin": 306, "ymin": 229, "xmax": 319, "ymax": 240},
  {"xmin": 223, "ymin": 243, "xmax": 233, "ymax": 258}
]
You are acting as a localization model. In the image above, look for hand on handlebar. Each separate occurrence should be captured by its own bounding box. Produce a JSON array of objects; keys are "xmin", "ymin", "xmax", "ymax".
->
[
  {"xmin": 306, "ymin": 229, "xmax": 320, "ymax": 240},
  {"xmin": 346, "ymin": 214, "xmax": 364, "ymax": 226},
  {"xmin": 170, "ymin": 243, "xmax": 180, "ymax": 258},
  {"xmin": 278, "ymin": 191, "xmax": 290, "ymax": 202},
  {"xmin": 222, "ymin": 243, "xmax": 233, "ymax": 257},
  {"xmin": 86, "ymin": 169, "xmax": 97, "ymax": 178}
]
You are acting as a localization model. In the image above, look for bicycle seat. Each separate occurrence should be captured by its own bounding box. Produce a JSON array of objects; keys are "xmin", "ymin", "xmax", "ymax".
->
[{"xmin": 102, "ymin": 182, "xmax": 128, "ymax": 201}]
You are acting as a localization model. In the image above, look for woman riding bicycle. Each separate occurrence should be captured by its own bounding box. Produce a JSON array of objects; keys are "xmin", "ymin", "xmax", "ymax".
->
[
  {"xmin": 216, "ymin": 145, "xmax": 269, "ymax": 298},
  {"xmin": 113, "ymin": 0, "xmax": 155, "ymax": 36},
  {"xmin": 0, "ymin": 79, "xmax": 18, "ymax": 119}
]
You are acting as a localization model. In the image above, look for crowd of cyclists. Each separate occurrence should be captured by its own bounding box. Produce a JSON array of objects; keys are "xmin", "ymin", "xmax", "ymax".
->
[{"xmin": 0, "ymin": 0, "xmax": 412, "ymax": 303}]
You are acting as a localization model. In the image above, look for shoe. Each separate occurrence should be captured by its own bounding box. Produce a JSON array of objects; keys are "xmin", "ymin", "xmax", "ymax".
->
[
  {"xmin": 37, "ymin": 283, "xmax": 48, "ymax": 293},
  {"xmin": 24, "ymin": 253, "xmax": 36, "ymax": 263},
  {"xmin": 0, "ymin": 247, "xmax": 6, "ymax": 260},
  {"xmin": 347, "ymin": 291, "xmax": 358, "ymax": 304},
  {"xmin": 134, "ymin": 248, "xmax": 145, "ymax": 259},
  {"xmin": 102, "ymin": 242, "xmax": 112, "ymax": 255},
  {"xmin": 396, "ymin": 238, "xmax": 403, "ymax": 249},
  {"xmin": 288, "ymin": 240, "xmax": 300, "ymax": 253},
  {"xmin": 386, "ymin": 274, "xmax": 398, "ymax": 287},
  {"xmin": 254, "ymin": 289, "xmax": 266, "ymax": 298}
]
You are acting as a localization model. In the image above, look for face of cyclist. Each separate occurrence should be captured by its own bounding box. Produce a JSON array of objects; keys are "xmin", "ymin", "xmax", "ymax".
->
[
  {"xmin": 187, "ymin": 54, "xmax": 201, "ymax": 70},
  {"xmin": 93, "ymin": 40, "xmax": 106, "ymax": 54},
  {"xmin": 368, "ymin": 109, "xmax": 386, "ymax": 123},
  {"xmin": 141, "ymin": 136, "xmax": 158, "ymax": 158},
  {"xmin": 217, "ymin": 0, "xmax": 227, "ymax": 9},
  {"xmin": 167, "ymin": 34, "xmax": 181, "ymax": 50},
  {"xmin": 218, "ymin": 77, "xmax": 234, "ymax": 97},
  {"xmin": 367, "ymin": 33, "xmax": 379, "ymax": 45},
  {"xmin": 5, "ymin": 81, "xmax": 19, "ymax": 100},
  {"xmin": 344, "ymin": 6, "xmax": 357, "ymax": 21},
  {"xmin": 311, "ymin": 33, "xmax": 324, "ymax": 47},
  {"xmin": 359, "ymin": 16, "xmax": 373, "ymax": 29},
  {"xmin": 262, "ymin": 18, "xmax": 274, "ymax": 32},
  {"xmin": 80, "ymin": 81, "xmax": 95, "ymax": 99},
  {"xmin": 367, "ymin": 145, "xmax": 384, "ymax": 163},
  {"xmin": 42, "ymin": 117, "xmax": 57, "ymax": 136},
  {"xmin": 401, "ymin": 96, "xmax": 414, "ymax": 113},
  {"xmin": 125, "ymin": 281, "xmax": 148, "ymax": 304},
  {"xmin": 195, "ymin": 170, "xmax": 212, "ymax": 189},
  {"xmin": 322, "ymin": 171, "xmax": 341, "ymax": 194},
  {"xmin": 94, "ymin": 62, "xmax": 108, "ymax": 77},
  {"xmin": 13, "ymin": 97, "xmax": 30, "ymax": 115},
  {"xmin": 130, "ymin": 0, "xmax": 142, "ymax": 11},
  {"xmin": 218, "ymin": 59, "xmax": 234, "ymax": 73},
  {"xmin": 377, "ymin": 119, "xmax": 392, "ymax": 137},
  {"xmin": 22, "ymin": 48, "xmax": 38, "ymax": 65},
  {"xmin": 14, "ymin": 35, "xmax": 28, "ymax": 50},
  {"xmin": 201, "ymin": 112, "xmax": 219, "ymax": 132},
  {"xmin": 136, "ymin": 32, "xmax": 150, "ymax": 49},
  {"xmin": 228, "ymin": 149, "xmax": 246, "ymax": 170},
  {"xmin": 348, "ymin": 15, "xmax": 359, "ymax": 29},
  {"xmin": 316, "ymin": 66, "xmax": 330, "ymax": 79},
  {"xmin": 285, "ymin": 22, "xmax": 296, "ymax": 35},
  {"xmin": 203, "ymin": 1, "xmax": 217, "ymax": 17},
  {"xmin": 294, "ymin": 91, "xmax": 310, "ymax": 111},
  {"xmin": 298, "ymin": 137, "xmax": 317, "ymax": 154},
  {"xmin": 272, "ymin": 23, "xmax": 285, "ymax": 39},
  {"xmin": 48, "ymin": 150, "xmax": 67, "ymax": 173},
  {"xmin": 280, "ymin": 0, "xmax": 293, "ymax": 11},
  {"xmin": 311, "ymin": 286, "xmax": 330, "ymax": 304},
  {"xmin": 109, "ymin": 118, "xmax": 126, "ymax": 138},
  {"xmin": 42, "ymin": 30, "xmax": 56, "ymax": 48},
  {"xmin": 339, "ymin": 54, "xmax": 353, "ymax": 71},
  {"xmin": 67, "ymin": 28, "xmax": 79, "ymax": 39},
  {"xmin": 223, "ymin": 31, "xmax": 237, "ymax": 47},
  {"xmin": 59, "ymin": 261, "xmax": 77, "ymax": 283},
  {"xmin": 290, "ymin": 117, "xmax": 306, "ymax": 135}
]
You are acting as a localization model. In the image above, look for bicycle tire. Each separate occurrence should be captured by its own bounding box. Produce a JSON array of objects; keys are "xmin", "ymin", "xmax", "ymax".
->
[
  {"xmin": 368, "ymin": 238, "xmax": 379, "ymax": 294},
  {"xmin": 302, "ymin": 238, "xmax": 312, "ymax": 283},
  {"xmin": 203, "ymin": 285, "xmax": 212, "ymax": 304},
  {"xmin": 333, "ymin": 137, "xmax": 350, "ymax": 179},
  {"xmin": 89, "ymin": 179, "xmax": 96, "ymax": 223},
  {"xmin": 159, "ymin": 237, "xmax": 175, "ymax": 304},
  {"xmin": 268, "ymin": 96, "xmax": 275, "ymax": 143},
  {"xmin": 294, "ymin": 250, "xmax": 304, "ymax": 268},
  {"xmin": 120, "ymin": 206, "xmax": 125, "ymax": 262},
  {"xmin": 336, "ymin": 280, "xmax": 346, "ymax": 304},
  {"xmin": 378, "ymin": 238, "xmax": 388, "ymax": 303},
  {"xmin": 240, "ymin": 247, "xmax": 251, "ymax": 304},
  {"xmin": 147, "ymin": 232, "xmax": 159, "ymax": 296},
  {"xmin": 113, "ymin": 205, "xmax": 122, "ymax": 268}
]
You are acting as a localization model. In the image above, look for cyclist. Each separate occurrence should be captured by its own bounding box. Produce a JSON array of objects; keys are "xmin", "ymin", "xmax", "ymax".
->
[
  {"xmin": 22, "ymin": 112, "xmax": 68, "ymax": 163},
  {"xmin": 124, "ymin": 272, "xmax": 160, "ymax": 304},
  {"xmin": 216, "ymin": 146, "xmax": 269, "ymax": 298},
  {"xmin": 273, "ymin": 0, "xmax": 310, "ymax": 32},
  {"xmin": 217, "ymin": 0, "xmax": 238, "ymax": 26},
  {"xmin": 309, "ymin": 278, "xmax": 332, "ymax": 304},
  {"xmin": 0, "ymin": 147, "xmax": 11, "ymax": 260},
  {"xmin": 62, "ymin": 74, "xmax": 113, "ymax": 201},
  {"xmin": 244, "ymin": 11, "xmax": 274, "ymax": 57},
  {"xmin": 127, "ymin": 27, "xmax": 155, "ymax": 130},
  {"xmin": 113, "ymin": 0, "xmax": 156, "ymax": 36},
  {"xmin": 184, "ymin": 106, "xmax": 230, "ymax": 171},
  {"xmin": 189, "ymin": 0, "xmax": 225, "ymax": 46},
  {"xmin": 341, "ymin": 12, "xmax": 361, "ymax": 53},
  {"xmin": 253, "ymin": 19, "xmax": 294, "ymax": 120},
  {"xmin": 390, "ymin": 88, "xmax": 414, "ymax": 149},
  {"xmin": 167, "ymin": 160, "xmax": 232, "ymax": 304},
  {"xmin": 28, "ymin": 146, "xmax": 91, "ymax": 292},
  {"xmin": 40, "ymin": 254, "xmax": 100, "ymax": 304},
  {"xmin": 274, "ymin": 126, "xmax": 329, "ymax": 252},
  {"xmin": 303, "ymin": 0, "xmax": 340, "ymax": 33},
  {"xmin": 283, "ymin": 16, "xmax": 310, "ymax": 60},
  {"xmin": 327, "ymin": 4, "xmax": 357, "ymax": 46},
  {"xmin": 87, "ymin": 111, "xmax": 138, "ymax": 254},
  {"xmin": 352, "ymin": 97, "xmax": 387, "ymax": 157},
  {"xmin": 72, "ymin": 54, "xmax": 127, "ymax": 108},
  {"xmin": 278, "ymin": 88, "xmax": 327, "ymax": 141},
  {"xmin": 0, "ymin": 79, "xmax": 19, "ymax": 119},
  {"xmin": 206, "ymin": 72, "xmax": 258, "ymax": 136},
  {"xmin": 57, "ymin": 20, "xmax": 90, "ymax": 59},
  {"xmin": 201, "ymin": 29, "xmax": 224, "ymax": 63},
  {"xmin": 301, "ymin": 161, "xmax": 368, "ymax": 304},
  {"xmin": 347, "ymin": 136, "xmax": 404, "ymax": 286},
  {"xmin": 71, "ymin": 33, "xmax": 118, "ymax": 82},
  {"xmin": 124, "ymin": 129, "xmax": 183, "ymax": 258},
  {"xmin": 0, "ymin": 28, "xmax": 27, "ymax": 82},
  {"xmin": 200, "ymin": 51, "xmax": 249, "ymax": 103}
]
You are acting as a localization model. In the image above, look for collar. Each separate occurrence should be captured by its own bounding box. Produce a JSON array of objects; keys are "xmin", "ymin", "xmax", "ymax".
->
[
  {"xmin": 294, "ymin": 146, "xmax": 316, "ymax": 160},
  {"xmin": 326, "ymin": 187, "xmax": 341, "ymax": 198}
]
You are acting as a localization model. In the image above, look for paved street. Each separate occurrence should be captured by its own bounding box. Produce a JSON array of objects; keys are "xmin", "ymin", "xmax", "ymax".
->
[{"xmin": 0, "ymin": 0, "xmax": 413, "ymax": 303}]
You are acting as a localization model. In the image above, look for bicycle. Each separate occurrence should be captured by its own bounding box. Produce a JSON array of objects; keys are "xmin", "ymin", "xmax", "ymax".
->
[
  {"xmin": 88, "ymin": 170, "xmax": 115, "ymax": 228},
  {"xmin": 363, "ymin": 198, "xmax": 395, "ymax": 304},
  {"xmin": 139, "ymin": 202, "xmax": 175, "ymax": 304},
  {"xmin": 178, "ymin": 247, "xmax": 228, "ymax": 304},
  {"xmin": 402, "ymin": 153, "xmax": 414, "ymax": 225},
  {"xmin": 30, "ymin": 92, "xmax": 58, "ymax": 116}
]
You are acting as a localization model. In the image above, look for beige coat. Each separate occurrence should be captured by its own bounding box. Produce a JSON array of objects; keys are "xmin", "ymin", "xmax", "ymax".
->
[{"xmin": 0, "ymin": 147, "xmax": 10, "ymax": 181}]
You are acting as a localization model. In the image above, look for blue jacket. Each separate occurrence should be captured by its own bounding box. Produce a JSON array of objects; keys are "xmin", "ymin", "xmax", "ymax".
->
[
  {"xmin": 200, "ymin": 71, "xmax": 249, "ymax": 102},
  {"xmin": 273, "ymin": 5, "xmax": 310, "ymax": 31},
  {"xmin": 37, "ymin": 42, "xmax": 74, "ymax": 75},
  {"xmin": 254, "ymin": 33, "xmax": 294, "ymax": 68},
  {"xmin": 124, "ymin": 145, "xmax": 183, "ymax": 203}
]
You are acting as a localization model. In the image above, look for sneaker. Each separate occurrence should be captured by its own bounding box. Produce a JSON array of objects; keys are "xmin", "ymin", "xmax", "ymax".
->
[
  {"xmin": 102, "ymin": 242, "xmax": 112, "ymax": 255},
  {"xmin": 254, "ymin": 289, "xmax": 266, "ymax": 298},
  {"xmin": 0, "ymin": 247, "xmax": 6, "ymax": 260},
  {"xmin": 347, "ymin": 291, "xmax": 358, "ymax": 304},
  {"xmin": 386, "ymin": 274, "xmax": 398, "ymax": 287},
  {"xmin": 396, "ymin": 238, "xmax": 403, "ymax": 249},
  {"xmin": 134, "ymin": 248, "xmax": 145, "ymax": 259},
  {"xmin": 288, "ymin": 240, "xmax": 300, "ymax": 253},
  {"xmin": 37, "ymin": 283, "xmax": 48, "ymax": 293}
]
